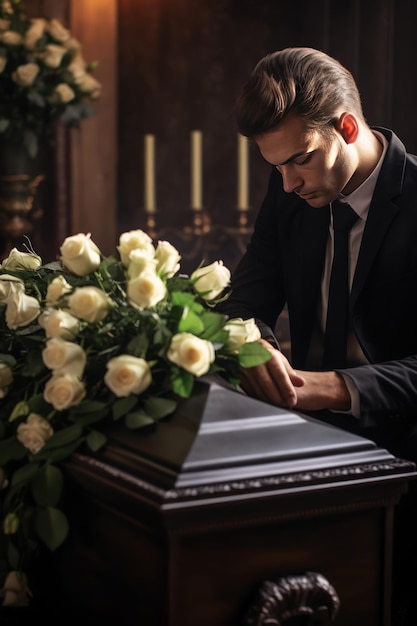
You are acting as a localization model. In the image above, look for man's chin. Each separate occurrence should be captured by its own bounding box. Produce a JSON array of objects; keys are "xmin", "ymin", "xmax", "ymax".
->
[{"xmin": 303, "ymin": 196, "xmax": 329, "ymax": 209}]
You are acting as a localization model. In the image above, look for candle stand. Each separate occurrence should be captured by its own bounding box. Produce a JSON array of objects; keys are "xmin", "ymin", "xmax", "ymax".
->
[{"xmin": 143, "ymin": 208, "xmax": 254, "ymax": 273}]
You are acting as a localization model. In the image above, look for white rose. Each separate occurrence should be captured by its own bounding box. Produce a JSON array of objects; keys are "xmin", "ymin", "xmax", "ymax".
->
[
  {"xmin": 167, "ymin": 332, "xmax": 215, "ymax": 377},
  {"xmin": 0, "ymin": 362, "xmax": 13, "ymax": 399},
  {"xmin": 60, "ymin": 233, "xmax": 101, "ymax": 276},
  {"xmin": 191, "ymin": 261, "xmax": 231, "ymax": 301},
  {"xmin": 66, "ymin": 56, "xmax": 86, "ymax": 81},
  {"xmin": 224, "ymin": 317, "xmax": 261, "ymax": 353},
  {"xmin": 12, "ymin": 63, "xmax": 39, "ymax": 87},
  {"xmin": 45, "ymin": 275, "xmax": 72, "ymax": 306},
  {"xmin": 1, "ymin": 30, "xmax": 22, "ymax": 45},
  {"xmin": 0, "ymin": 56, "xmax": 6, "ymax": 73},
  {"xmin": 50, "ymin": 82, "xmax": 75, "ymax": 104},
  {"xmin": 118, "ymin": 229, "xmax": 155, "ymax": 267},
  {"xmin": 127, "ymin": 271, "xmax": 166, "ymax": 309},
  {"xmin": 127, "ymin": 249, "xmax": 157, "ymax": 280},
  {"xmin": 155, "ymin": 241, "xmax": 181, "ymax": 277},
  {"xmin": 24, "ymin": 18, "xmax": 46, "ymax": 50},
  {"xmin": 38, "ymin": 308, "xmax": 79, "ymax": 340},
  {"xmin": 75, "ymin": 72, "xmax": 101, "ymax": 98},
  {"xmin": 5, "ymin": 291, "xmax": 40, "ymax": 329},
  {"xmin": 47, "ymin": 18, "xmax": 70, "ymax": 43},
  {"xmin": 40, "ymin": 43, "xmax": 67, "ymax": 68},
  {"xmin": 0, "ymin": 274, "xmax": 24, "ymax": 303},
  {"xmin": 1, "ymin": 248, "xmax": 42, "ymax": 270},
  {"xmin": 68, "ymin": 286, "xmax": 112, "ymax": 323},
  {"xmin": 42, "ymin": 337, "xmax": 86, "ymax": 377},
  {"xmin": 43, "ymin": 373, "xmax": 86, "ymax": 411},
  {"xmin": 1, "ymin": 2, "xmax": 12, "ymax": 14},
  {"xmin": 104, "ymin": 355, "xmax": 152, "ymax": 398},
  {"xmin": 63, "ymin": 37, "xmax": 81, "ymax": 52},
  {"xmin": 16, "ymin": 413, "xmax": 53, "ymax": 455}
]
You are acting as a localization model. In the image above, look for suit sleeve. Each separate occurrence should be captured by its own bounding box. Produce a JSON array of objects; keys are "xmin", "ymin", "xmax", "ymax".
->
[
  {"xmin": 217, "ymin": 168, "xmax": 287, "ymax": 335},
  {"xmin": 340, "ymin": 356, "xmax": 417, "ymax": 426}
]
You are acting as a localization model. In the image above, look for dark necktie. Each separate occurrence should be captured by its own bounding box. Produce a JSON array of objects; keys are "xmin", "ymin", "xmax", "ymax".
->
[{"xmin": 322, "ymin": 201, "xmax": 359, "ymax": 370}]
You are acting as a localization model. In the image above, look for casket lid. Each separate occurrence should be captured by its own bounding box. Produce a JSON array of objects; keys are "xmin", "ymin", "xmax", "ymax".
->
[{"xmin": 94, "ymin": 379, "xmax": 415, "ymax": 494}]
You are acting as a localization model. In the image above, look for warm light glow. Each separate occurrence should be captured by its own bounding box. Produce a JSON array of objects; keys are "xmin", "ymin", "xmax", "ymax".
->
[
  {"xmin": 144, "ymin": 134, "xmax": 156, "ymax": 213},
  {"xmin": 191, "ymin": 130, "xmax": 202, "ymax": 210},
  {"xmin": 237, "ymin": 134, "xmax": 249, "ymax": 210}
]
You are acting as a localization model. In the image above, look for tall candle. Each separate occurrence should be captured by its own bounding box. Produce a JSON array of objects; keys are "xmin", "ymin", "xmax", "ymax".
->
[
  {"xmin": 191, "ymin": 130, "xmax": 203, "ymax": 210},
  {"xmin": 144, "ymin": 134, "xmax": 156, "ymax": 213},
  {"xmin": 237, "ymin": 133, "xmax": 249, "ymax": 210}
]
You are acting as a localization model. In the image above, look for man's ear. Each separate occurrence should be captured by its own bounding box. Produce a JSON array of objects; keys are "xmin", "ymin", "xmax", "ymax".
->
[{"xmin": 336, "ymin": 112, "xmax": 359, "ymax": 144}]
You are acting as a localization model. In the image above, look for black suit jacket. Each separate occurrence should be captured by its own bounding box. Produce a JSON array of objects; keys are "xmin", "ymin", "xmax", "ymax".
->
[{"xmin": 220, "ymin": 127, "xmax": 417, "ymax": 435}]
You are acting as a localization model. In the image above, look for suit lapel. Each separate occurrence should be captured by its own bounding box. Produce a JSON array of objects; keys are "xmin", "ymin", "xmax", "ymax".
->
[
  {"xmin": 351, "ymin": 128, "xmax": 405, "ymax": 307},
  {"xmin": 351, "ymin": 198, "xmax": 399, "ymax": 306}
]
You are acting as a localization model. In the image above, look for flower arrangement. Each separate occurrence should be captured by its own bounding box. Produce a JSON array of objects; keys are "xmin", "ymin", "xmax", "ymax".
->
[
  {"xmin": 0, "ymin": 0, "xmax": 101, "ymax": 158},
  {"xmin": 0, "ymin": 229, "xmax": 270, "ymax": 605}
]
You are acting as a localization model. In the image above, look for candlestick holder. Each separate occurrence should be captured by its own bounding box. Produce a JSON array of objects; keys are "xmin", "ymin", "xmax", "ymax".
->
[
  {"xmin": 187, "ymin": 209, "xmax": 211, "ymax": 236},
  {"xmin": 139, "ymin": 207, "xmax": 254, "ymax": 274},
  {"xmin": 145, "ymin": 212, "xmax": 157, "ymax": 239}
]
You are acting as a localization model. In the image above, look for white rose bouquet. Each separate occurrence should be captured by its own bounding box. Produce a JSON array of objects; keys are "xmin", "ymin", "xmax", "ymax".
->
[
  {"xmin": 0, "ymin": 0, "xmax": 101, "ymax": 157},
  {"xmin": 0, "ymin": 229, "xmax": 270, "ymax": 605}
]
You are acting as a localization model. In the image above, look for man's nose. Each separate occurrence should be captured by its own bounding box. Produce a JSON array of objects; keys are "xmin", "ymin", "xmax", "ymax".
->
[{"xmin": 279, "ymin": 167, "xmax": 302, "ymax": 194}]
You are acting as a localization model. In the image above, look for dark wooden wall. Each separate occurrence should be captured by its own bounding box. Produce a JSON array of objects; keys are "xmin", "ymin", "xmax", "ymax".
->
[
  {"xmin": 117, "ymin": 0, "xmax": 417, "ymax": 273},
  {"xmin": 23, "ymin": 0, "xmax": 417, "ymax": 274}
]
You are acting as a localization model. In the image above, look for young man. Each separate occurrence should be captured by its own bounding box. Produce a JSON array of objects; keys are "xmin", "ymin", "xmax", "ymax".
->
[
  {"xmin": 220, "ymin": 47, "xmax": 417, "ymax": 460},
  {"xmin": 219, "ymin": 47, "xmax": 417, "ymax": 625}
]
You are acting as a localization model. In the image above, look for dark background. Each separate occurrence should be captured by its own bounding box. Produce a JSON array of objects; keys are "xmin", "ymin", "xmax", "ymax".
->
[{"xmin": 24, "ymin": 0, "xmax": 417, "ymax": 274}]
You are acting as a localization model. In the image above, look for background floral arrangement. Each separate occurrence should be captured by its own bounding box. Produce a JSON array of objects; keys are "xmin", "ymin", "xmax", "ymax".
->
[
  {"xmin": 0, "ymin": 0, "xmax": 101, "ymax": 157},
  {"xmin": 0, "ymin": 229, "xmax": 270, "ymax": 605}
]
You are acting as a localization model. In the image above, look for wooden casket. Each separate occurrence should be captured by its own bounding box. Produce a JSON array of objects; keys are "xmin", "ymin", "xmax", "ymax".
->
[{"xmin": 35, "ymin": 379, "xmax": 416, "ymax": 625}]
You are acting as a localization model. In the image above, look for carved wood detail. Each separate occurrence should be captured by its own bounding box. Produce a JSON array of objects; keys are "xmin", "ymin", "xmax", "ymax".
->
[{"xmin": 242, "ymin": 572, "xmax": 340, "ymax": 626}]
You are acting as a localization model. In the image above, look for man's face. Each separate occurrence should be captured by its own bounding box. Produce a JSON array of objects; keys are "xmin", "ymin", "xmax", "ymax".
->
[{"xmin": 254, "ymin": 114, "xmax": 356, "ymax": 208}]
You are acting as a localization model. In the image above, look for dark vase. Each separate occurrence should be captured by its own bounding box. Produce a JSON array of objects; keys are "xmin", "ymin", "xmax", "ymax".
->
[{"xmin": 0, "ymin": 140, "xmax": 46, "ymax": 258}]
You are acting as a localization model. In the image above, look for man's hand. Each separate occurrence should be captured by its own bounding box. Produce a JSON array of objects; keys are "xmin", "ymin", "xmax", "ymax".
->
[
  {"xmin": 238, "ymin": 339, "xmax": 304, "ymax": 408},
  {"xmin": 238, "ymin": 339, "xmax": 351, "ymax": 412}
]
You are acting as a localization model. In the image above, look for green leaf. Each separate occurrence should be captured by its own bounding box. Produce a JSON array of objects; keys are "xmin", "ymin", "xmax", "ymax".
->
[
  {"xmin": 68, "ymin": 401, "xmax": 109, "ymax": 426},
  {"xmin": 198, "ymin": 311, "xmax": 228, "ymax": 340},
  {"xmin": 11, "ymin": 461, "xmax": 40, "ymax": 489},
  {"xmin": 170, "ymin": 291, "xmax": 197, "ymax": 308},
  {"xmin": 35, "ymin": 506, "xmax": 69, "ymax": 551},
  {"xmin": 238, "ymin": 342, "xmax": 272, "ymax": 368},
  {"xmin": 171, "ymin": 370, "xmax": 194, "ymax": 398},
  {"xmin": 27, "ymin": 394, "xmax": 51, "ymax": 415},
  {"xmin": 124, "ymin": 412, "xmax": 155, "ymax": 430},
  {"xmin": 178, "ymin": 309, "xmax": 204, "ymax": 334},
  {"xmin": 0, "ymin": 354, "xmax": 16, "ymax": 368},
  {"xmin": 31, "ymin": 463, "xmax": 63, "ymax": 507},
  {"xmin": 112, "ymin": 395, "xmax": 138, "ymax": 421},
  {"xmin": 23, "ymin": 349, "xmax": 46, "ymax": 377},
  {"xmin": 42, "ymin": 424, "xmax": 84, "ymax": 450},
  {"xmin": 86, "ymin": 429, "xmax": 107, "ymax": 452},
  {"xmin": 8, "ymin": 400, "xmax": 30, "ymax": 422},
  {"xmin": 143, "ymin": 396, "xmax": 177, "ymax": 419},
  {"xmin": 35, "ymin": 439, "xmax": 85, "ymax": 463},
  {"xmin": 70, "ymin": 400, "xmax": 108, "ymax": 415},
  {"xmin": 127, "ymin": 333, "xmax": 149, "ymax": 357}
]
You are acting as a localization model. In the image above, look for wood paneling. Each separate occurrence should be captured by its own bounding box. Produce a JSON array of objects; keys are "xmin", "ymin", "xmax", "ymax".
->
[
  {"xmin": 69, "ymin": 0, "xmax": 117, "ymax": 256},
  {"xmin": 117, "ymin": 0, "xmax": 417, "ymax": 273},
  {"xmin": 23, "ymin": 0, "xmax": 417, "ymax": 267}
]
